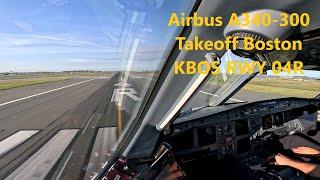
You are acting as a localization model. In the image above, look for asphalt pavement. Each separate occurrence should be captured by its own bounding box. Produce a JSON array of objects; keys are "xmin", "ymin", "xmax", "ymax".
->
[
  {"xmin": 0, "ymin": 73, "xmax": 282, "ymax": 179},
  {"xmin": 0, "ymin": 76, "xmax": 113, "ymax": 179}
]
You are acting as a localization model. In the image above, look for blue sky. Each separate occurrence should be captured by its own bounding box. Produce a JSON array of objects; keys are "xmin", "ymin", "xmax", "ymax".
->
[
  {"xmin": 0, "ymin": 0, "xmax": 194, "ymax": 72},
  {"xmin": 0, "ymin": 0, "xmax": 319, "ymax": 79}
]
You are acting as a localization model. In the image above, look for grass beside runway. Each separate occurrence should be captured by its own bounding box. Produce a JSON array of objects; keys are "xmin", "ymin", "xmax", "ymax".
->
[
  {"xmin": 0, "ymin": 71, "xmax": 113, "ymax": 91},
  {"xmin": 0, "ymin": 77, "xmax": 71, "ymax": 90},
  {"xmin": 243, "ymin": 78, "xmax": 320, "ymax": 98},
  {"xmin": 208, "ymin": 75, "xmax": 320, "ymax": 98}
]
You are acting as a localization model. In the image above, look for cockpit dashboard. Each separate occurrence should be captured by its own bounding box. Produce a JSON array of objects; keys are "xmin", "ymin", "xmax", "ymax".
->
[{"xmin": 165, "ymin": 98, "xmax": 319, "ymax": 179}]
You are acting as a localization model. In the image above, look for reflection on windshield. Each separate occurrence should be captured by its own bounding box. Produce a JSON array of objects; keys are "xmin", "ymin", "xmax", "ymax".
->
[
  {"xmin": 183, "ymin": 50, "xmax": 254, "ymax": 109},
  {"xmin": 93, "ymin": 0, "xmax": 196, "ymax": 178},
  {"xmin": 211, "ymin": 51, "xmax": 251, "ymax": 97}
]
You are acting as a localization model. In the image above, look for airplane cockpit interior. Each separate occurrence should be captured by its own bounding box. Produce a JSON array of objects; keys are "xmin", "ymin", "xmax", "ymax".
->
[{"xmin": 99, "ymin": 2, "xmax": 320, "ymax": 180}]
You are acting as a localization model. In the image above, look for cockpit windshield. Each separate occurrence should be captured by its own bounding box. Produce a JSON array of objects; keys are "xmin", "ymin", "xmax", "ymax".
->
[
  {"xmin": 183, "ymin": 51, "xmax": 254, "ymax": 110},
  {"xmin": 183, "ymin": 49, "xmax": 320, "ymax": 111},
  {"xmin": 110, "ymin": 0, "xmax": 196, "ymax": 147},
  {"xmin": 1, "ymin": 1, "xmax": 320, "ymax": 179},
  {"xmin": 0, "ymin": 1, "xmax": 195, "ymax": 179}
]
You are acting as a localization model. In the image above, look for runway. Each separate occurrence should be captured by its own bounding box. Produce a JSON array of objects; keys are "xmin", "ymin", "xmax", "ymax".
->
[
  {"xmin": 0, "ymin": 76, "xmax": 116, "ymax": 179},
  {"xmin": 0, "ymin": 78, "xmax": 107, "ymax": 132},
  {"xmin": 0, "ymin": 73, "xmax": 282, "ymax": 179}
]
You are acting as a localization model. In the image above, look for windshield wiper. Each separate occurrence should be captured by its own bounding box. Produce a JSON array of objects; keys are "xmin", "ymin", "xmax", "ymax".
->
[
  {"xmin": 178, "ymin": 106, "xmax": 206, "ymax": 117},
  {"xmin": 179, "ymin": 99, "xmax": 248, "ymax": 117}
]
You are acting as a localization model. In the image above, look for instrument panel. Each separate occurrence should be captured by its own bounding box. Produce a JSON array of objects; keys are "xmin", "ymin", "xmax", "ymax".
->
[{"xmin": 170, "ymin": 98, "xmax": 319, "ymax": 159}]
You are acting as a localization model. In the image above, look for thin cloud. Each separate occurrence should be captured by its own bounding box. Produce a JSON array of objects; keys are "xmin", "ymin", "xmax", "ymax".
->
[
  {"xmin": 28, "ymin": 35, "xmax": 99, "ymax": 46},
  {"xmin": 0, "ymin": 33, "xmax": 110, "ymax": 48},
  {"xmin": 13, "ymin": 20, "xmax": 34, "ymax": 32},
  {"xmin": 48, "ymin": 0, "xmax": 69, "ymax": 7}
]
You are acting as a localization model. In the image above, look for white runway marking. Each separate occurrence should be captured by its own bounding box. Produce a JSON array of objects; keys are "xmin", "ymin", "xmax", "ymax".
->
[
  {"xmin": 0, "ymin": 130, "xmax": 38, "ymax": 156},
  {"xmin": 200, "ymin": 91, "xmax": 244, "ymax": 103},
  {"xmin": 55, "ymin": 151, "xmax": 73, "ymax": 180},
  {"xmin": 6, "ymin": 129, "xmax": 79, "ymax": 180},
  {"xmin": 82, "ymin": 113, "xmax": 95, "ymax": 134},
  {"xmin": 0, "ymin": 79, "xmax": 96, "ymax": 108},
  {"xmin": 133, "ymin": 77, "xmax": 154, "ymax": 80}
]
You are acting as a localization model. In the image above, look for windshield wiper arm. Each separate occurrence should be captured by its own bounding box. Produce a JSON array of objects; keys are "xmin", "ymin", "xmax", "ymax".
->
[
  {"xmin": 178, "ymin": 106, "xmax": 207, "ymax": 117},
  {"xmin": 179, "ymin": 99, "xmax": 248, "ymax": 117}
]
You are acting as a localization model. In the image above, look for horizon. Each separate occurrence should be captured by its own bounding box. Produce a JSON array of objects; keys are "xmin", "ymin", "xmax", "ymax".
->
[{"xmin": 1, "ymin": 70, "xmax": 319, "ymax": 79}]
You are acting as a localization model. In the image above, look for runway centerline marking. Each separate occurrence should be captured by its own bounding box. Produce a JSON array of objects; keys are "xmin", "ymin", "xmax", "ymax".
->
[
  {"xmin": 199, "ymin": 91, "xmax": 244, "ymax": 103},
  {"xmin": 0, "ymin": 78, "xmax": 96, "ymax": 108}
]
